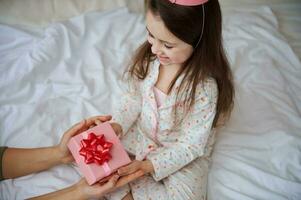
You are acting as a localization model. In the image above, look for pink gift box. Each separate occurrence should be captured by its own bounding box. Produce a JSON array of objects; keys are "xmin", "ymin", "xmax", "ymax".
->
[{"xmin": 67, "ymin": 122, "xmax": 131, "ymax": 185}]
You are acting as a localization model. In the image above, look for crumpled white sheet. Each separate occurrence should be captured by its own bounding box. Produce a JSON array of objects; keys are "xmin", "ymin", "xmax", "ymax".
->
[
  {"xmin": 0, "ymin": 6, "xmax": 300, "ymax": 200},
  {"xmin": 0, "ymin": 8, "xmax": 146, "ymax": 199},
  {"xmin": 208, "ymin": 6, "xmax": 301, "ymax": 200}
]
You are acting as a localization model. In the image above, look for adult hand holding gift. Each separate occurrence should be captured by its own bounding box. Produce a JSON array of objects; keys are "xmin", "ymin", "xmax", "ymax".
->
[
  {"xmin": 1, "ymin": 115, "xmax": 144, "ymax": 200},
  {"xmin": 67, "ymin": 121, "xmax": 137, "ymax": 186}
]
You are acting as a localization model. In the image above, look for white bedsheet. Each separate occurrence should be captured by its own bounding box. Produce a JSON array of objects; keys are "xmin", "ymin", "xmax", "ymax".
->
[{"xmin": 0, "ymin": 6, "xmax": 300, "ymax": 200}]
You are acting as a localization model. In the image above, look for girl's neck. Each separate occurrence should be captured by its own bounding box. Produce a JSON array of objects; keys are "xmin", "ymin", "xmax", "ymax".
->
[
  {"xmin": 155, "ymin": 64, "xmax": 181, "ymax": 94},
  {"xmin": 159, "ymin": 63, "xmax": 181, "ymax": 77}
]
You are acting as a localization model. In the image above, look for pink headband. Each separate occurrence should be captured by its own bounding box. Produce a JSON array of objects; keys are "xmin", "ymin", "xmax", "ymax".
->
[{"xmin": 169, "ymin": 0, "xmax": 208, "ymax": 6}]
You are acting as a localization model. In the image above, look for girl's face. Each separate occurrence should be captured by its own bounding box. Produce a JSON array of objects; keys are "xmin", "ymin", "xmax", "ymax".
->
[{"xmin": 146, "ymin": 11, "xmax": 194, "ymax": 67}]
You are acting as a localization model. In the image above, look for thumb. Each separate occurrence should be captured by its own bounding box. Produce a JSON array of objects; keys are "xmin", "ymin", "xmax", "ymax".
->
[
  {"xmin": 118, "ymin": 163, "xmax": 138, "ymax": 176},
  {"xmin": 95, "ymin": 119, "xmax": 101, "ymax": 125},
  {"xmin": 99, "ymin": 115, "xmax": 112, "ymax": 122},
  {"xmin": 99, "ymin": 174, "xmax": 119, "ymax": 191},
  {"xmin": 107, "ymin": 174, "xmax": 119, "ymax": 185}
]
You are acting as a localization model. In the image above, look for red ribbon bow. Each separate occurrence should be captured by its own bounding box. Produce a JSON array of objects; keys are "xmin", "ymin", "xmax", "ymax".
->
[{"xmin": 79, "ymin": 132, "xmax": 113, "ymax": 165}]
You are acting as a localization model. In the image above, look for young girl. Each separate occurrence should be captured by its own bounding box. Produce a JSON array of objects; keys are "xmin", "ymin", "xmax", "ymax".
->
[{"xmin": 107, "ymin": 0, "xmax": 234, "ymax": 199}]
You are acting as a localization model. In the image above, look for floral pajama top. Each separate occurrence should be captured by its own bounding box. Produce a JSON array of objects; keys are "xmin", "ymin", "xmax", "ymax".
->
[{"xmin": 108, "ymin": 59, "xmax": 218, "ymax": 200}]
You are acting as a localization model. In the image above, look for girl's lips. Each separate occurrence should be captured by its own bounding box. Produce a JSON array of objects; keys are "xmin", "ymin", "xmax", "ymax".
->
[{"xmin": 158, "ymin": 55, "xmax": 169, "ymax": 61}]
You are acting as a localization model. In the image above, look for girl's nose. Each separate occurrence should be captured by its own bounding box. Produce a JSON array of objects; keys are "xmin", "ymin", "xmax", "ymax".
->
[{"xmin": 151, "ymin": 40, "xmax": 162, "ymax": 55}]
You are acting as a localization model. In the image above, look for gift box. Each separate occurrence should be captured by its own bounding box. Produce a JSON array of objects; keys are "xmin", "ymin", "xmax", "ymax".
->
[{"xmin": 67, "ymin": 122, "xmax": 131, "ymax": 185}]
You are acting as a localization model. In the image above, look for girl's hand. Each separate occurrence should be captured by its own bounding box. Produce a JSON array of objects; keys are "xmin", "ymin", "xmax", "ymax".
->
[
  {"xmin": 117, "ymin": 160, "xmax": 154, "ymax": 177},
  {"xmin": 56, "ymin": 115, "xmax": 112, "ymax": 164},
  {"xmin": 115, "ymin": 170, "xmax": 144, "ymax": 188}
]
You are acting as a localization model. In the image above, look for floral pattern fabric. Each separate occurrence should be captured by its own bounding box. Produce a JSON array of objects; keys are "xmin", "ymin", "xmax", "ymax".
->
[{"xmin": 109, "ymin": 59, "xmax": 218, "ymax": 200}]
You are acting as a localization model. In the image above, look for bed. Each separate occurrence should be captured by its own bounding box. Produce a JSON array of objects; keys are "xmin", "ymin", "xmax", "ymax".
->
[{"xmin": 0, "ymin": 0, "xmax": 300, "ymax": 199}]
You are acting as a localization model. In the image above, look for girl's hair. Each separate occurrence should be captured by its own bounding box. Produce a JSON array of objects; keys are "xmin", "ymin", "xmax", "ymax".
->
[{"xmin": 128, "ymin": 0, "xmax": 234, "ymax": 127}]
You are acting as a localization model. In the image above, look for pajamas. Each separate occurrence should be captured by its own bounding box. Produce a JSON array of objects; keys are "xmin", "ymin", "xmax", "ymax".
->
[
  {"xmin": 108, "ymin": 59, "xmax": 218, "ymax": 200},
  {"xmin": 130, "ymin": 156, "xmax": 211, "ymax": 200}
]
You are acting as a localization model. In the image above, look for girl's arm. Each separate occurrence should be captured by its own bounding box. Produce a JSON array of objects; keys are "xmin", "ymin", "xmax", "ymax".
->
[
  {"xmin": 2, "ymin": 116, "xmax": 111, "ymax": 180},
  {"xmin": 111, "ymin": 78, "xmax": 142, "ymax": 136}
]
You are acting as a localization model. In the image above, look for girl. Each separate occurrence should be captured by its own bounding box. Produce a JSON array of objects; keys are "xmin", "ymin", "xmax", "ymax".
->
[{"xmin": 108, "ymin": 0, "xmax": 234, "ymax": 199}]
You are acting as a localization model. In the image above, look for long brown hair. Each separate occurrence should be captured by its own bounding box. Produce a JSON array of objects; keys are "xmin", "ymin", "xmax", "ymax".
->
[{"xmin": 128, "ymin": 0, "xmax": 234, "ymax": 127}]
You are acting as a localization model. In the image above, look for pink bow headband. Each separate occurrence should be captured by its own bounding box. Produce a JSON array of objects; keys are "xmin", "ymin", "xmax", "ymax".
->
[{"xmin": 169, "ymin": 0, "xmax": 208, "ymax": 6}]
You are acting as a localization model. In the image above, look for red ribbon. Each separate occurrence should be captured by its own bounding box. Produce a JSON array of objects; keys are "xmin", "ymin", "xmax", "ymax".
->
[{"xmin": 79, "ymin": 132, "xmax": 113, "ymax": 165}]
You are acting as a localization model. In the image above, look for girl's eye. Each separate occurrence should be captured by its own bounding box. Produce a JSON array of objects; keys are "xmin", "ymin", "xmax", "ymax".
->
[
  {"xmin": 164, "ymin": 44, "xmax": 173, "ymax": 49},
  {"xmin": 148, "ymin": 32, "xmax": 154, "ymax": 38}
]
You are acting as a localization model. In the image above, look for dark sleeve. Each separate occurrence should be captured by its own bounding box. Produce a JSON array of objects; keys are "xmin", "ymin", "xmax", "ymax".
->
[{"xmin": 0, "ymin": 146, "xmax": 8, "ymax": 181}]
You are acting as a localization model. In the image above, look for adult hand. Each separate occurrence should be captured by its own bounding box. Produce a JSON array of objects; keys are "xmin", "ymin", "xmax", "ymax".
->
[
  {"xmin": 55, "ymin": 115, "xmax": 112, "ymax": 164},
  {"xmin": 29, "ymin": 175, "xmax": 120, "ymax": 200},
  {"xmin": 75, "ymin": 175, "xmax": 119, "ymax": 199},
  {"xmin": 76, "ymin": 170, "xmax": 144, "ymax": 199},
  {"xmin": 88, "ymin": 117, "xmax": 123, "ymax": 137},
  {"xmin": 117, "ymin": 160, "xmax": 154, "ymax": 178}
]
